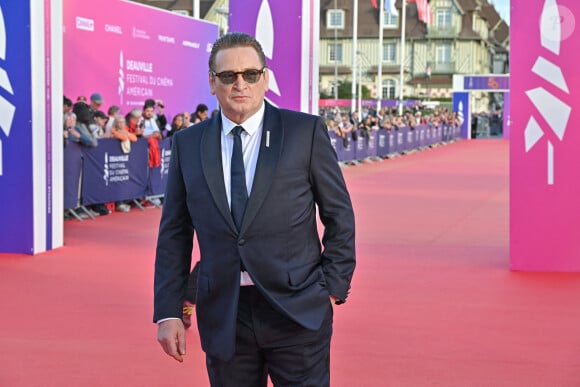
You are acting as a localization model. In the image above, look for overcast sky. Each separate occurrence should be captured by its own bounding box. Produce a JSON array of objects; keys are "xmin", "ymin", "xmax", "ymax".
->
[{"xmin": 491, "ymin": 0, "xmax": 510, "ymax": 24}]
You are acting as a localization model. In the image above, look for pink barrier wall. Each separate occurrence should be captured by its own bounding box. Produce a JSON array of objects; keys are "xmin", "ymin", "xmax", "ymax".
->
[
  {"xmin": 63, "ymin": 0, "xmax": 218, "ymax": 119},
  {"xmin": 510, "ymin": 0, "xmax": 580, "ymax": 270}
]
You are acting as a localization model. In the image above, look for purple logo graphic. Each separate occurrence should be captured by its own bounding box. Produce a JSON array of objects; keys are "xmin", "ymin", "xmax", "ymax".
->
[
  {"xmin": 230, "ymin": 0, "xmax": 304, "ymax": 111},
  {"xmin": 0, "ymin": 5, "xmax": 16, "ymax": 176}
]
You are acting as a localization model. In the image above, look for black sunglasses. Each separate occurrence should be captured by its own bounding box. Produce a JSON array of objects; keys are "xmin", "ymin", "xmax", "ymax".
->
[{"xmin": 211, "ymin": 67, "xmax": 266, "ymax": 85}]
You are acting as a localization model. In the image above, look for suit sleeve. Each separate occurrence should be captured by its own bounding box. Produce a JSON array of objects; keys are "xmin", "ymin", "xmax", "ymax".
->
[
  {"xmin": 309, "ymin": 116, "xmax": 356, "ymax": 303},
  {"xmin": 153, "ymin": 133, "xmax": 194, "ymax": 322}
]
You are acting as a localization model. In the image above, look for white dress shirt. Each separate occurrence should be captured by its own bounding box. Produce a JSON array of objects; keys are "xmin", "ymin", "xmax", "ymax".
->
[{"xmin": 220, "ymin": 103, "xmax": 265, "ymax": 206}]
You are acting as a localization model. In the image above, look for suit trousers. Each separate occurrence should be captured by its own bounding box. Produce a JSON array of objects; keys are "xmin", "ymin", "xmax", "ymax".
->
[{"xmin": 205, "ymin": 286, "xmax": 333, "ymax": 387}]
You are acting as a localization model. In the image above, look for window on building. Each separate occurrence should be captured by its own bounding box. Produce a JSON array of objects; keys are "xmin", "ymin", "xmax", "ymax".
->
[
  {"xmin": 436, "ymin": 43, "xmax": 451, "ymax": 63},
  {"xmin": 383, "ymin": 11, "xmax": 398, "ymax": 29},
  {"xmin": 329, "ymin": 42, "xmax": 343, "ymax": 63},
  {"xmin": 382, "ymin": 79, "xmax": 396, "ymax": 99},
  {"xmin": 327, "ymin": 9, "xmax": 345, "ymax": 29},
  {"xmin": 383, "ymin": 43, "xmax": 396, "ymax": 63},
  {"xmin": 436, "ymin": 8, "xmax": 452, "ymax": 28}
]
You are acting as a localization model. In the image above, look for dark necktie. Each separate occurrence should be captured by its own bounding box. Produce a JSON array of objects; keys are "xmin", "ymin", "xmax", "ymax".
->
[{"xmin": 230, "ymin": 126, "xmax": 248, "ymax": 232}]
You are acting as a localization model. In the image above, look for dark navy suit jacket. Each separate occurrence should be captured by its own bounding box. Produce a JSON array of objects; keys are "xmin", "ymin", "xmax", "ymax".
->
[{"xmin": 154, "ymin": 102, "xmax": 355, "ymax": 361}]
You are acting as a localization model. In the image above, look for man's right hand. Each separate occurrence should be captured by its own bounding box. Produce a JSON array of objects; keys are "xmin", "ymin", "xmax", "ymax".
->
[{"xmin": 157, "ymin": 319, "xmax": 186, "ymax": 362}]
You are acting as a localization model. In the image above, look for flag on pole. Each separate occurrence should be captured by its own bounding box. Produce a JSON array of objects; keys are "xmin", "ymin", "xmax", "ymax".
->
[
  {"xmin": 371, "ymin": 0, "xmax": 378, "ymax": 8},
  {"xmin": 408, "ymin": 0, "xmax": 432, "ymax": 24}
]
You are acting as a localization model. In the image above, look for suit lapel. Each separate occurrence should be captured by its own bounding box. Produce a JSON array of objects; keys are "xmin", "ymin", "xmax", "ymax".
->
[
  {"xmin": 200, "ymin": 115, "xmax": 238, "ymax": 232},
  {"xmin": 240, "ymin": 102, "xmax": 283, "ymax": 233}
]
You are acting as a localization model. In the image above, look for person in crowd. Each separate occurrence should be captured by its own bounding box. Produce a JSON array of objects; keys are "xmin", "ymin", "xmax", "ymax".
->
[
  {"xmin": 76, "ymin": 96, "xmax": 87, "ymax": 103},
  {"xmin": 338, "ymin": 113, "xmax": 354, "ymax": 146},
  {"xmin": 63, "ymin": 111, "xmax": 91, "ymax": 146},
  {"xmin": 105, "ymin": 105, "xmax": 121, "ymax": 135},
  {"xmin": 154, "ymin": 32, "xmax": 355, "ymax": 386},
  {"xmin": 63, "ymin": 96, "xmax": 73, "ymax": 114},
  {"xmin": 111, "ymin": 115, "xmax": 138, "ymax": 150},
  {"xmin": 72, "ymin": 102, "xmax": 110, "ymax": 216},
  {"xmin": 71, "ymin": 102, "xmax": 98, "ymax": 148},
  {"xmin": 91, "ymin": 110, "xmax": 108, "ymax": 138},
  {"xmin": 141, "ymin": 99, "xmax": 164, "ymax": 171},
  {"xmin": 350, "ymin": 110, "xmax": 360, "ymax": 128},
  {"xmin": 141, "ymin": 98, "xmax": 166, "ymax": 139},
  {"xmin": 357, "ymin": 115, "xmax": 372, "ymax": 140},
  {"xmin": 168, "ymin": 113, "xmax": 185, "ymax": 137},
  {"xmin": 126, "ymin": 108, "xmax": 145, "ymax": 137},
  {"xmin": 192, "ymin": 103, "xmax": 209, "ymax": 124},
  {"xmin": 89, "ymin": 92, "xmax": 104, "ymax": 120},
  {"xmin": 109, "ymin": 116, "xmax": 138, "ymax": 213},
  {"xmin": 182, "ymin": 111, "xmax": 192, "ymax": 129}
]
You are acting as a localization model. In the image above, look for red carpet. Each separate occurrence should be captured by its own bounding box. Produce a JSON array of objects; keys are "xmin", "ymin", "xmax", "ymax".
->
[{"xmin": 2, "ymin": 139, "xmax": 580, "ymax": 386}]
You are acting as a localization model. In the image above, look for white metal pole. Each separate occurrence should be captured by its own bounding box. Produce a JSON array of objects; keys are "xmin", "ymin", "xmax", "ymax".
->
[
  {"xmin": 351, "ymin": 0, "xmax": 358, "ymax": 114},
  {"xmin": 358, "ymin": 55, "xmax": 362, "ymax": 117},
  {"xmin": 334, "ymin": 0, "xmax": 338, "ymax": 100},
  {"xmin": 192, "ymin": 0, "xmax": 200, "ymax": 18},
  {"xmin": 377, "ymin": 0, "xmax": 384, "ymax": 113},
  {"xmin": 398, "ymin": 0, "xmax": 406, "ymax": 116}
]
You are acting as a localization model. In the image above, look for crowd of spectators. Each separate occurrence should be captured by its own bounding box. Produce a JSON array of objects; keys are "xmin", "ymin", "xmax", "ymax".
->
[
  {"xmin": 63, "ymin": 92, "xmax": 214, "ymax": 219},
  {"xmin": 320, "ymin": 104, "xmax": 465, "ymax": 148},
  {"xmin": 63, "ymin": 95, "xmax": 485, "ymax": 220}
]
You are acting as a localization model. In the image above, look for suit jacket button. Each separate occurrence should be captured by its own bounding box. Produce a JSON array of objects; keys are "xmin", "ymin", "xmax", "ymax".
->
[{"xmin": 238, "ymin": 239, "xmax": 245, "ymax": 245}]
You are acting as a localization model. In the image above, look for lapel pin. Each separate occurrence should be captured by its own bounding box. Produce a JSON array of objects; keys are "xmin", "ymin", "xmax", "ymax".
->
[{"xmin": 266, "ymin": 131, "xmax": 270, "ymax": 148}]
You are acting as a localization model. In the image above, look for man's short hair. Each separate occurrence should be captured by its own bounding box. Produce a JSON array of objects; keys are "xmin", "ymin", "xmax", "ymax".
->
[
  {"xmin": 93, "ymin": 110, "xmax": 107, "ymax": 120},
  {"xmin": 143, "ymin": 98, "xmax": 156, "ymax": 109},
  {"xmin": 208, "ymin": 32, "xmax": 266, "ymax": 72},
  {"xmin": 195, "ymin": 103, "xmax": 208, "ymax": 114},
  {"xmin": 108, "ymin": 105, "xmax": 120, "ymax": 116}
]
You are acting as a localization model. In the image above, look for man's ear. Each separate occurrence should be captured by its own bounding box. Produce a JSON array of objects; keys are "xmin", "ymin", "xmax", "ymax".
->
[
  {"xmin": 262, "ymin": 69, "xmax": 270, "ymax": 93},
  {"xmin": 209, "ymin": 73, "xmax": 216, "ymax": 95}
]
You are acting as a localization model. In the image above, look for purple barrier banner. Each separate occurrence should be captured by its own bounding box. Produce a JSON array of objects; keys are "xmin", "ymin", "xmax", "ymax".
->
[
  {"xmin": 417, "ymin": 126, "xmax": 426, "ymax": 148},
  {"xmin": 339, "ymin": 136, "xmax": 356, "ymax": 162},
  {"xmin": 376, "ymin": 129, "xmax": 390, "ymax": 157},
  {"xmin": 453, "ymin": 92, "xmax": 470, "ymax": 138},
  {"xmin": 63, "ymin": 142, "xmax": 83, "ymax": 209},
  {"xmin": 442, "ymin": 125, "xmax": 451, "ymax": 142},
  {"xmin": 503, "ymin": 91, "xmax": 510, "ymax": 139},
  {"xmin": 328, "ymin": 131, "xmax": 342, "ymax": 157},
  {"xmin": 63, "ymin": 0, "xmax": 218, "ymax": 119},
  {"xmin": 395, "ymin": 129, "xmax": 405, "ymax": 154},
  {"xmin": 434, "ymin": 126, "xmax": 443, "ymax": 143},
  {"xmin": 147, "ymin": 137, "xmax": 172, "ymax": 196},
  {"xmin": 81, "ymin": 138, "xmax": 148, "ymax": 204},
  {"xmin": 354, "ymin": 136, "xmax": 368, "ymax": 160},
  {"xmin": 319, "ymin": 99, "xmax": 421, "ymax": 108},
  {"xmin": 367, "ymin": 131, "xmax": 378, "ymax": 158},
  {"xmin": 0, "ymin": 1, "xmax": 33, "ymax": 253}
]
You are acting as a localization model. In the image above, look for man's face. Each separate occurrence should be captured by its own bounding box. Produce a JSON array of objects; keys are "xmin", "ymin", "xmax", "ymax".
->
[
  {"xmin": 209, "ymin": 46, "xmax": 269, "ymax": 124},
  {"xmin": 143, "ymin": 107, "xmax": 155, "ymax": 119}
]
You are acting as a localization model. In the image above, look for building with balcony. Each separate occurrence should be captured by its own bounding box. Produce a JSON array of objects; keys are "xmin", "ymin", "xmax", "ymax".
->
[
  {"xmin": 131, "ymin": 0, "xmax": 509, "ymax": 112},
  {"xmin": 320, "ymin": 0, "xmax": 509, "ymax": 111}
]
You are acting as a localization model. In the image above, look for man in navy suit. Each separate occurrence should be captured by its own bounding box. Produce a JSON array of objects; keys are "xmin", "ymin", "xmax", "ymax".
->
[{"xmin": 154, "ymin": 32, "xmax": 355, "ymax": 386}]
